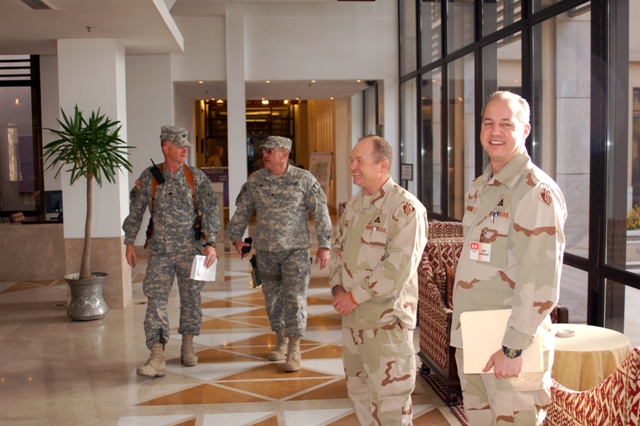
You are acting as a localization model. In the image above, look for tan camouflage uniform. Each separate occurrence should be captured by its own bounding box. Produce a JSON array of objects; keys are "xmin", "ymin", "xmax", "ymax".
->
[
  {"xmin": 450, "ymin": 152, "xmax": 567, "ymax": 425},
  {"xmin": 330, "ymin": 177, "xmax": 428, "ymax": 426},
  {"xmin": 226, "ymin": 165, "xmax": 332, "ymax": 338},
  {"xmin": 123, "ymin": 164, "xmax": 220, "ymax": 349}
]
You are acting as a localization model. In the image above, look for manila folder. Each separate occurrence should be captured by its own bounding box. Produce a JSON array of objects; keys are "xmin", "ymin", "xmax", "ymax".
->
[{"xmin": 460, "ymin": 309, "xmax": 543, "ymax": 375}]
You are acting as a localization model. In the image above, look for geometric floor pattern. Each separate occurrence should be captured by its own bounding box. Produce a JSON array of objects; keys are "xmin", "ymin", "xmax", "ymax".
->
[{"xmin": 0, "ymin": 226, "xmax": 462, "ymax": 425}]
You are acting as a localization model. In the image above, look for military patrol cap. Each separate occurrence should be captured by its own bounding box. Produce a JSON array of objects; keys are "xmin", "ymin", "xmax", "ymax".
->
[
  {"xmin": 160, "ymin": 125, "xmax": 191, "ymax": 147},
  {"xmin": 262, "ymin": 136, "xmax": 292, "ymax": 151}
]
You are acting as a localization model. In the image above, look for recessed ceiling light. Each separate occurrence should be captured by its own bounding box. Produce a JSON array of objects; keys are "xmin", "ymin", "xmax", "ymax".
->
[
  {"xmin": 311, "ymin": 80, "xmax": 316, "ymax": 83},
  {"xmin": 198, "ymin": 81, "xmax": 203, "ymax": 84},
  {"xmin": 266, "ymin": 80, "xmax": 270, "ymax": 83},
  {"xmin": 357, "ymin": 80, "xmax": 361, "ymax": 83}
]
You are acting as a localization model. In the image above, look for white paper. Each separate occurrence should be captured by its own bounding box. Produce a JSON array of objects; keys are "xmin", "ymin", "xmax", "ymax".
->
[
  {"xmin": 190, "ymin": 255, "xmax": 217, "ymax": 281},
  {"xmin": 461, "ymin": 309, "xmax": 543, "ymax": 375}
]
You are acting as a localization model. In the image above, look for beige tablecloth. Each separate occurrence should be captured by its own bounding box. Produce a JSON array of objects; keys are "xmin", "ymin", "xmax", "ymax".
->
[{"xmin": 551, "ymin": 323, "xmax": 632, "ymax": 391}]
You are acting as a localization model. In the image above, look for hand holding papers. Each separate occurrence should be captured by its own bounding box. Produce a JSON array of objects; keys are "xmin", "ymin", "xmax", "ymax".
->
[
  {"xmin": 190, "ymin": 255, "xmax": 217, "ymax": 281},
  {"xmin": 460, "ymin": 309, "xmax": 543, "ymax": 375}
]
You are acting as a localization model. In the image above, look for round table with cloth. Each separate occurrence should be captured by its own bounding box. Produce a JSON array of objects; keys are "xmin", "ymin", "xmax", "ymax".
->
[{"xmin": 551, "ymin": 323, "xmax": 632, "ymax": 391}]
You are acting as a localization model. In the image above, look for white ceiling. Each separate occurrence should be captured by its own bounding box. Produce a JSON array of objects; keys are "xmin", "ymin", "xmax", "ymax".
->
[
  {"xmin": 0, "ymin": 0, "xmax": 372, "ymax": 101},
  {"xmin": 177, "ymin": 79, "xmax": 373, "ymax": 102}
]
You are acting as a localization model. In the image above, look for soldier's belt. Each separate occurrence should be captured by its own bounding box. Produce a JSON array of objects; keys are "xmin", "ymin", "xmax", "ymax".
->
[{"xmin": 260, "ymin": 272, "xmax": 282, "ymax": 281}]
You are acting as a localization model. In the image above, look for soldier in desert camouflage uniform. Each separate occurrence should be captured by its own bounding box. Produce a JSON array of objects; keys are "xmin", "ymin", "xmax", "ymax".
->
[
  {"xmin": 450, "ymin": 91, "xmax": 567, "ymax": 425},
  {"xmin": 330, "ymin": 136, "xmax": 428, "ymax": 426},
  {"xmin": 123, "ymin": 125, "xmax": 220, "ymax": 378},
  {"xmin": 227, "ymin": 136, "xmax": 332, "ymax": 372}
]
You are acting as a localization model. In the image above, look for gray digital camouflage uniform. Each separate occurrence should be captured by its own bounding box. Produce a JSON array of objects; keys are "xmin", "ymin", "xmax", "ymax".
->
[
  {"xmin": 329, "ymin": 177, "xmax": 428, "ymax": 426},
  {"xmin": 123, "ymin": 164, "xmax": 220, "ymax": 349},
  {"xmin": 226, "ymin": 165, "xmax": 332, "ymax": 338},
  {"xmin": 451, "ymin": 152, "xmax": 567, "ymax": 425}
]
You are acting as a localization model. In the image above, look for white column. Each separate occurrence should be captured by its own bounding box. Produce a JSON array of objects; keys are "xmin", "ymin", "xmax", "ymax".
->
[
  {"xmin": 350, "ymin": 92, "xmax": 363, "ymax": 198},
  {"xmin": 225, "ymin": 4, "xmax": 248, "ymax": 228},
  {"xmin": 56, "ymin": 38, "xmax": 132, "ymax": 308}
]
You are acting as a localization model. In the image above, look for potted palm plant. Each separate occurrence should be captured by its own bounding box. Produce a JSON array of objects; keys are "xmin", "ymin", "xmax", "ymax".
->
[{"xmin": 43, "ymin": 105, "xmax": 134, "ymax": 320}]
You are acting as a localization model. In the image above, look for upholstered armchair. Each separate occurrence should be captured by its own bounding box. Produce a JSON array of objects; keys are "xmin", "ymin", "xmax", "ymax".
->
[
  {"xmin": 544, "ymin": 347, "xmax": 640, "ymax": 425},
  {"xmin": 417, "ymin": 221, "xmax": 465, "ymax": 405}
]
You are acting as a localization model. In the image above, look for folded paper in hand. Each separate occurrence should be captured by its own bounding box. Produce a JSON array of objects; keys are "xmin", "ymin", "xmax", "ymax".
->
[
  {"xmin": 460, "ymin": 309, "xmax": 543, "ymax": 375},
  {"xmin": 190, "ymin": 255, "xmax": 217, "ymax": 281}
]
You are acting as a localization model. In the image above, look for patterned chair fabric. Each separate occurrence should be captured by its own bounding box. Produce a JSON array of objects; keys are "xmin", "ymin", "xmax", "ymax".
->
[
  {"xmin": 418, "ymin": 222, "xmax": 465, "ymax": 405},
  {"xmin": 544, "ymin": 347, "xmax": 640, "ymax": 425}
]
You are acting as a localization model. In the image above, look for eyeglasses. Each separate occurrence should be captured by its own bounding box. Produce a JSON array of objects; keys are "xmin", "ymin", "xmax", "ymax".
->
[{"xmin": 261, "ymin": 147, "xmax": 283, "ymax": 155}]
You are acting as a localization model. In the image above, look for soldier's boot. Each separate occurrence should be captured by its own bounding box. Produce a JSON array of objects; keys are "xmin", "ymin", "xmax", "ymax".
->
[
  {"xmin": 268, "ymin": 329, "xmax": 288, "ymax": 361},
  {"xmin": 181, "ymin": 334, "xmax": 198, "ymax": 367},
  {"xmin": 136, "ymin": 342, "xmax": 166, "ymax": 377},
  {"xmin": 283, "ymin": 336, "xmax": 302, "ymax": 372}
]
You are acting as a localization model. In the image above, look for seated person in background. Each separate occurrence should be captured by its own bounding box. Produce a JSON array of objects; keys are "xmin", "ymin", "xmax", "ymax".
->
[{"xmin": 206, "ymin": 146, "xmax": 224, "ymax": 167}]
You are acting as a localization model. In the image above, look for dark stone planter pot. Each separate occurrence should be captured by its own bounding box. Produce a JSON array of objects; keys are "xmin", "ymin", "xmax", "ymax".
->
[{"xmin": 64, "ymin": 272, "xmax": 109, "ymax": 320}]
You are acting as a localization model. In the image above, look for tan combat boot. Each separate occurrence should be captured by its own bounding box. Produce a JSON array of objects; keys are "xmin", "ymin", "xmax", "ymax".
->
[
  {"xmin": 181, "ymin": 334, "xmax": 198, "ymax": 367},
  {"xmin": 268, "ymin": 329, "xmax": 288, "ymax": 361},
  {"xmin": 283, "ymin": 335, "xmax": 301, "ymax": 372},
  {"xmin": 137, "ymin": 342, "xmax": 166, "ymax": 377}
]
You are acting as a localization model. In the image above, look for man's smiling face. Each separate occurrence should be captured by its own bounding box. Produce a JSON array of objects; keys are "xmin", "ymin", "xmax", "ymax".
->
[{"xmin": 480, "ymin": 98, "xmax": 531, "ymax": 173}]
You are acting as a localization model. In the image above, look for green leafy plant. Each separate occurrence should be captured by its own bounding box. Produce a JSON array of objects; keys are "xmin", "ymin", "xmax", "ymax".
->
[
  {"xmin": 628, "ymin": 204, "xmax": 640, "ymax": 231},
  {"xmin": 43, "ymin": 105, "xmax": 134, "ymax": 280}
]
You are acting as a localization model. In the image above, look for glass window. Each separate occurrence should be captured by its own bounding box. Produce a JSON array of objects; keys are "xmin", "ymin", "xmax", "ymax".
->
[
  {"xmin": 421, "ymin": 69, "xmax": 442, "ymax": 212},
  {"xmin": 482, "ymin": 32, "xmax": 522, "ymax": 100},
  {"xmin": 421, "ymin": 0, "xmax": 442, "ymax": 67},
  {"xmin": 400, "ymin": 0, "xmax": 418, "ymax": 76},
  {"xmin": 623, "ymin": 283, "xmax": 640, "ymax": 347},
  {"xmin": 534, "ymin": 1, "xmax": 590, "ymax": 15},
  {"xmin": 447, "ymin": 0, "xmax": 475, "ymax": 54},
  {"xmin": 616, "ymin": 1, "xmax": 640, "ymax": 278},
  {"xmin": 0, "ymin": 86, "xmax": 36, "ymax": 214},
  {"xmin": 483, "ymin": 0, "xmax": 522, "ymax": 37},
  {"xmin": 400, "ymin": 78, "xmax": 418, "ymax": 195},
  {"xmin": 532, "ymin": 10, "xmax": 591, "ymax": 257},
  {"xmin": 447, "ymin": 53, "xmax": 475, "ymax": 219},
  {"xmin": 559, "ymin": 264, "xmax": 588, "ymax": 324}
]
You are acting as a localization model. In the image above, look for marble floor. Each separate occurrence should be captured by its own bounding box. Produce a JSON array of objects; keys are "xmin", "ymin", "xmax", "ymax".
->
[{"xmin": 0, "ymin": 243, "xmax": 462, "ymax": 425}]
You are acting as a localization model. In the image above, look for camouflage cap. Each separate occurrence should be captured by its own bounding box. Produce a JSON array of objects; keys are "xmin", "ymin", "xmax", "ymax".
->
[
  {"xmin": 160, "ymin": 125, "xmax": 191, "ymax": 147},
  {"xmin": 262, "ymin": 136, "xmax": 292, "ymax": 151}
]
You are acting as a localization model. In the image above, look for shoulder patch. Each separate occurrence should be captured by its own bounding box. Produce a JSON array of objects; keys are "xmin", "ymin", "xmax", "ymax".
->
[
  {"xmin": 540, "ymin": 187, "xmax": 553, "ymax": 206},
  {"xmin": 135, "ymin": 179, "xmax": 143, "ymax": 190},
  {"xmin": 402, "ymin": 201, "xmax": 415, "ymax": 215},
  {"xmin": 311, "ymin": 182, "xmax": 321, "ymax": 193}
]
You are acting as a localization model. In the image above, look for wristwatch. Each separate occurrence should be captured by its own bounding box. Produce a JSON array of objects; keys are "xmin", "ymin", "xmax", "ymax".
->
[
  {"xmin": 502, "ymin": 345, "xmax": 523, "ymax": 359},
  {"xmin": 331, "ymin": 285, "xmax": 342, "ymax": 297},
  {"xmin": 204, "ymin": 242, "xmax": 215, "ymax": 248}
]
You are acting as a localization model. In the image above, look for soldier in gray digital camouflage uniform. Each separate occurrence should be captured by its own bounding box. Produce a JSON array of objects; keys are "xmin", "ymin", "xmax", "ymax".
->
[
  {"xmin": 227, "ymin": 136, "xmax": 332, "ymax": 372},
  {"xmin": 330, "ymin": 136, "xmax": 428, "ymax": 426},
  {"xmin": 450, "ymin": 91, "xmax": 567, "ymax": 425},
  {"xmin": 123, "ymin": 125, "xmax": 220, "ymax": 378}
]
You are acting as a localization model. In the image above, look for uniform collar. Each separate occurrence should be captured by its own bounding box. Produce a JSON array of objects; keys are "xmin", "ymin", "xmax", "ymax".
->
[
  {"xmin": 475, "ymin": 152, "xmax": 530, "ymax": 190},
  {"xmin": 357, "ymin": 176, "xmax": 395, "ymax": 209},
  {"xmin": 265, "ymin": 164, "xmax": 292, "ymax": 181}
]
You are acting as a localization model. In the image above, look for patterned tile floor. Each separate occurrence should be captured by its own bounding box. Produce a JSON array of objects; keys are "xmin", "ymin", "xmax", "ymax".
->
[{"xmin": 0, "ymin": 239, "xmax": 462, "ymax": 425}]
